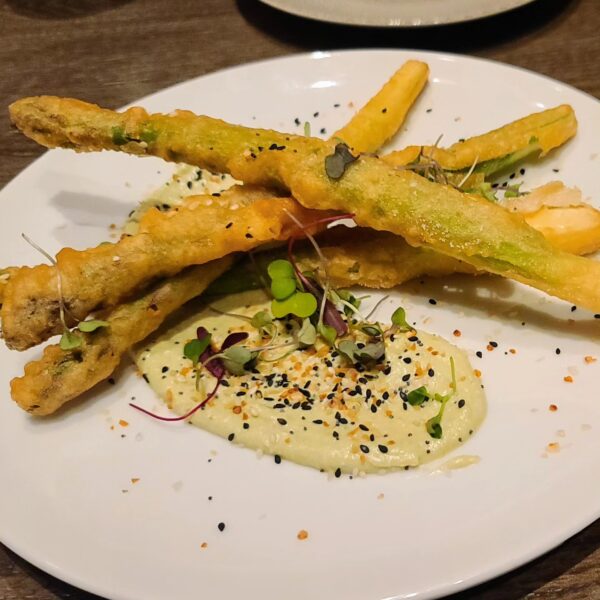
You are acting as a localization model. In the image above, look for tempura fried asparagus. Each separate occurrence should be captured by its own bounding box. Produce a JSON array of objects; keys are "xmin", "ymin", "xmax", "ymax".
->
[
  {"xmin": 1, "ymin": 185, "xmax": 329, "ymax": 351},
  {"xmin": 11, "ymin": 97, "xmax": 600, "ymax": 315},
  {"xmin": 384, "ymin": 104, "xmax": 577, "ymax": 173},
  {"xmin": 10, "ymin": 258, "xmax": 232, "ymax": 416},
  {"xmin": 334, "ymin": 60, "xmax": 429, "ymax": 153}
]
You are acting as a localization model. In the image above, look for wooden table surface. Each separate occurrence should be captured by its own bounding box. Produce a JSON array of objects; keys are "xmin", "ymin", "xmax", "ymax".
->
[{"xmin": 1, "ymin": 0, "xmax": 599, "ymax": 598}]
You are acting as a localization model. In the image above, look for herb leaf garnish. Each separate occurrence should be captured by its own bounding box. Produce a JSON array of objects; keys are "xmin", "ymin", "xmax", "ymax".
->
[
  {"xmin": 59, "ymin": 330, "xmax": 83, "ymax": 351},
  {"xmin": 77, "ymin": 319, "xmax": 109, "ymax": 333},
  {"xmin": 325, "ymin": 143, "xmax": 358, "ymax": 180},
  {"xmin": 391, "ymin": 306, "xmax": 411, "ymax": 331}
]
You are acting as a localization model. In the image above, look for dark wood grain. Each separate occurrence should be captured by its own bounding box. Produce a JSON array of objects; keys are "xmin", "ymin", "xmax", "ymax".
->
[{"xmin": 1, "ymin": 0, "xmax": 599, "ymax": 598}]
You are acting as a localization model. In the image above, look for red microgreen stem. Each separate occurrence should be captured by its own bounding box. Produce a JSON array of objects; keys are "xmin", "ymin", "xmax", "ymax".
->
[{"xmin": 129, "ymin": 378, "xmax": 221, "ymax": 422}]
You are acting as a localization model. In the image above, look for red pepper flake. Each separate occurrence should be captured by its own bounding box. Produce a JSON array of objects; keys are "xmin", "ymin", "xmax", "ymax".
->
[
  {"xmin": 453, "ymin": 329, "xmax": 461, "ymax": 337},
  {"xmin": 584, "ymin": 356, "xmax": 597, "ymax": 364},
  {"xmin": 200, "ymin": 542, "xmax": 208, "ymax": 550},
  {"xmin": 232, "ymin": 406, "xmax": 242, "ymax": 414},
  {"xmin": 119, "ymin": 419, "xmax": 129, "ymax": 427},
  {"xmin": 509, "ymin": 348, "xmax": 517, "ymax": 354},
  {"xmin": 549, "ymin": 404, "xmax": 558, "ymax": 412},
  {"xmin": 564, "ymin": 375, "xmax": 573, "ymax": 383},
  {"xmin": 486, "ymin": 344, "xmax": 495, "ymax": 352},
  {"xmin": 474, "ymin": 369, "xmax": 482, "ymax": 378},
  {"xmin": 131, "ymin": 478, "xmax": 140, "ymax": 484},
  {"xmin": 297, "ymin": 529, "xmax": 309, "ymax": 540},
  {"xmin": 547, "ymin": 442, "xmax": 560, "ymax": 453}
]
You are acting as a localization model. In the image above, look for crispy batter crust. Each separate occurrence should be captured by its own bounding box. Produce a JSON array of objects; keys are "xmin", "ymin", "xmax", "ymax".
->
[
  {"xmin": 1, "ymin": 186, "xmax": 328, "ymax": 351},
  {"xmin": 10, "ymin": 259, "xmax": 232, "ymax": 416}
]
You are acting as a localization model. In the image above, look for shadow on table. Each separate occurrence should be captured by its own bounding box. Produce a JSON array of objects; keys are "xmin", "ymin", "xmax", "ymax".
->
[
  {"xmin": 237, "ymin": 0, "xmax": 579, "ymax": 53},
  {"xmin": 5, "ymin": 0, "xmax": 133, "ymax": 19}
]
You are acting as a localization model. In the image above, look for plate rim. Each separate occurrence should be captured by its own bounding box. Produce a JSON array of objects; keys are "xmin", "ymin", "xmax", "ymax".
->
[
  {"xmin": 255, "ymin": 0, "xmax": 537, "ymax": 28},
  {"xmin": 1, "ymin": 48, "xmax": 600, "ymax": 600}
]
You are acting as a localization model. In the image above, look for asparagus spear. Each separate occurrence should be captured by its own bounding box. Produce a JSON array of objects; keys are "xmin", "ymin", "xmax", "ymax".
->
[
  {"xmin": 10, "ymin": 96, "xmax": 600, "ymax": 315},
  {"xmin": 10, "ymin": 259, "xmax": 231, "ymax": 416}
]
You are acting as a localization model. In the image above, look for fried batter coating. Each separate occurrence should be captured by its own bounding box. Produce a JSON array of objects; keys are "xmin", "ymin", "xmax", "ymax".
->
[
  {"xmin": 0, "ymin": 267, "xmax": 19, "ymax": 306},
  {"xmin": 10, "ymin": 258, "xmax": 232, "ymax": 416},
  {"xmin": 11, "ymin": 97, "xmax": 600, "ymax": 315},
  {"xmin": 299, "ymin": 228, "xmax": 476, "ymax": 288},
  {"xmin": 1, "ymin": 185, "xmax": 328, "ymax": 351},
  {"xmin": 334, "ymin": 60, "xmax": 429, "ymax": 153},
  {"xmin": 384, "ymin": 104, "xmax": 577, "ymax": 170}
]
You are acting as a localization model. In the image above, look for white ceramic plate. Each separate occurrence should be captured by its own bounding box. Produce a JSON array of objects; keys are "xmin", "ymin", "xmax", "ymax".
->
[
  {"xmin": 258, "ymin": 0, "xmax": 536, "ymax": 27},
  {"xmin": 1, "ymin": 50, "xmax": 600, "ymax": 600}
]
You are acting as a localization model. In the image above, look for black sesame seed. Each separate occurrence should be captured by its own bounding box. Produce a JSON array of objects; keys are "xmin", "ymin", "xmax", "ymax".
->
[
  {"xmin": 294, "ymin": 117, "xmax": 301, "ymax": 125},
  {"xmin": 334, "ymin": 467, "xmax": 342, "ymax": 478},
  {"xmin": 243, "ymin": 423, "xmax": 250, "ymax": 429},
  {"xmin": 428, "ymin": 298, "xmax": 437, "ymax": 305},
  {"xmin": 277, "ymin": 418, "xmax": 287, "ymax": 425},
  {"xmin": 227, "ymin": 433, "xmax": 235, "ymax": 441},
  {"xmin": 556, "ymin": 348, "xmax": 561, "ymax": 355},
  {"xmin": 381, "ymin": 107, "xmax": 387, "ymax": 113},
  {"xmin": 458, "ymin": 399, "xmax": 466, "ymax": 408},
  {"xmin": 476, "ymin": 351, "xmax": 483, "ymax": 358},
  {"xmin": 378, "ymin": 444, "xmax": 388, "ymax": 454},
  {"xmin": 489, "ymin": 341, "xmax": 498, "ymax": 348},
  {"xmin": 274, "ymin": 454, "xmax": 281, "ymax": 464},
  {"xmin": 359, "ymin": 424, "xmax": 369, "ymax": 431},
  {"xmin": 428, "ymin": 368, "xmax": 435, "ymax": 377},
  {"xmin": 360, "ymin": 444, "xmax": 370, "ymax": 454},
  {"xmin": 217, "ymin": 522, "xmax": 225, "ymax": 532}
]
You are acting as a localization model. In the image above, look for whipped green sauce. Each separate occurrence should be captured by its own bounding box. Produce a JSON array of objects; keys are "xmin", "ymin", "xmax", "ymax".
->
[{"xmin": 135, "ymin": 291, "xmax": 486, "ymax": 475}]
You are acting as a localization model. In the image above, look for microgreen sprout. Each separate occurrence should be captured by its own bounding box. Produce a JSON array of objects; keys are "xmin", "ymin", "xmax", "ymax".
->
[
  {"xmin": 390, "ymin": 306, "xmax": 412, "ymax": 332},
  {"xmin": 21, "ymin": 233, "xmax": 85, "ymax": 351},
  {"xmin": 425, "ymin": 356, "xmax": 457, "ymax": 439},
  {"xmin": 77, "ymin": 319, "xmax": 109, "ymax": 333},
  {"xmin": 325, "ymin": 142, "xmax": 358, "ymax": 180}
]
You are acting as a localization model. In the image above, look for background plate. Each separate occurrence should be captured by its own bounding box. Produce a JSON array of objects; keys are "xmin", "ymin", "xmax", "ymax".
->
[
  {"xmin": 257, "ymin": 0, "xmax": 537, "ymax": 27},
  {"xmin": 1, "ymin": 50, "xmax": 600, "ymax": 600}
]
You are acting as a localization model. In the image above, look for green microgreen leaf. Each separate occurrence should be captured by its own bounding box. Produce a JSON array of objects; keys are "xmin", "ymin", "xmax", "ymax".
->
[
  {"xmin": 77, "ymin": 319, "xmax": 109, "ymax": 333},
  {"xmin": 250, "ymin": 310, "xmax": 273, "ymax": 330},
  {"xmin": 267, "ymin": 259, "xmax": 295, "ymax": 280},
  {"xmin": 59, "ymin": 329, "xmax": 83, "ymax": 351},
  {"xmin": 361, "ymin": 324, "xmax": 383, "ymax": 338},
  {"xmin": 424, "ymin": 357, "xmax": 457, "ymax": 440},
  {"xmin": 271, "ymin": 292, "xmax": 318, "ymax": 319},
  {"xmin": 298, "ymin": 318, "xmax": 317, "ymax": 347},
  {"xmin": 325, "ymin": 143, "xmax": 358, "ymax": 180},
  {"xmin": 391, "ymin": 306, "xmax": 411, "ymax": 331},
  {"xmin": 426, "ymin": 420, "xmax": 443, "ymax": 439},
  {"xmin": 318, "ymin": 322, "xmax": 337, "ymax": 346},
  {"xmin": 406, "ymin": 386, "xmax": 431, "ymax": 406},
  {"xmin": 355, "ymin": 342, "xmax": 385, "ymax": 365},
  {"xmin": 338, "ymin": 339, "xmax": 385, "ymax": 366},
  {"xmin": 271, "ymin": 277, "xmax": 297, "ymax": 300},
  {"xmin": 184, "ymin": 336, "xmax": 211, "ymax": 367},
  {"xmin": 222, "ymin": 346, "xmax": 258, "ymax": 376}
]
